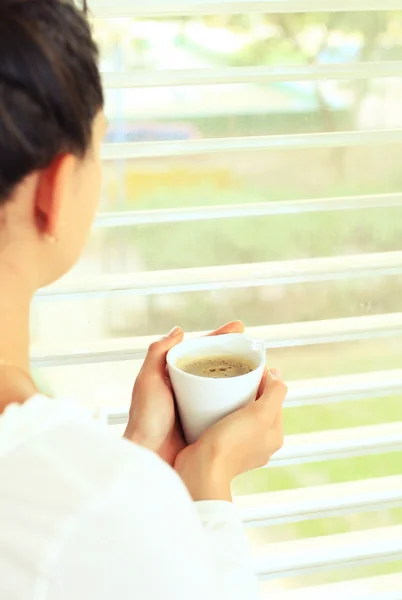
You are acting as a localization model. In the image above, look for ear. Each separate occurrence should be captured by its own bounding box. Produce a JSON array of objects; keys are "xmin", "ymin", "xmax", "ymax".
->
[{"xmin": 34, "ymin": 154, "xmax": 75, "ymax": 238}]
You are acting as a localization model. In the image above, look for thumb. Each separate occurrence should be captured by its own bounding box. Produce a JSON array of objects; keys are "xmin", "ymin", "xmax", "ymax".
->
[{"xmin": 141, "ymin": 327, "xmax": 184, "ymax": 376}]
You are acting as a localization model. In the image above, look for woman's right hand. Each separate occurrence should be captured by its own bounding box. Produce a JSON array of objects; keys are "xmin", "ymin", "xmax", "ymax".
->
[{"xmin": 174, "ymin": 369, "xmax": 287, "ymax": 502}]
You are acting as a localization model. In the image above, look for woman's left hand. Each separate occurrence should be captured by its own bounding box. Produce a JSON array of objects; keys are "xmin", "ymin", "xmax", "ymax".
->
[{"xmin": 124, "ymin": 321, "xmax": 245, "ymax": 467}]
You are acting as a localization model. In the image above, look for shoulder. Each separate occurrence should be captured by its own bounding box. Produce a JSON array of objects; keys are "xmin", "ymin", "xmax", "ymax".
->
[
  {"xmin": 42, "ymin": 404, "xmax": 181, "ymax": 498},
  {"xmin": 0, "ymin": 394, "xmax": 185, "ymax": 512},
  {"xmin": 0, "ymin": 397, "xmax": 202, "ymax": 599}
]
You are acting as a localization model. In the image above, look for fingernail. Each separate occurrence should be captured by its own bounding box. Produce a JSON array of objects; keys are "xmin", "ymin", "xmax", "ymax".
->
[
  {"xmin": 269, "ymin": 368, "xmax": 281, "ymax": 379},
  {"xmin": 166, "ymin": 326, "xmax": 181, "ymax": 338}
]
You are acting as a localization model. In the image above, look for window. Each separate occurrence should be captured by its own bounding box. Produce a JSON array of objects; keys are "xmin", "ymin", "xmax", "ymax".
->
[{"xmin": 32, "ymin": 0, "xmax": 402, "ymax": 595}]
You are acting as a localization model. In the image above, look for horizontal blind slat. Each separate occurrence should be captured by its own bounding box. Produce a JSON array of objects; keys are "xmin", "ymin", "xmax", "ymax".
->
[
  {"xmin": 94, "ymin": 193, "xmax": 402, "ymax": 228},
  {"xmin": 101, "ymin": 130, "xmax": 402, "ymax": 160},
  {"xmin": 36, "ymin": 252, "xmax": 402, "ymax": 299},
  {"xmin": 236, "ymin": 475, "xmax": 402, "ymax": 526},
  {"xmin": 102, "ymin": 62, "xmax": 402, "ymax": 89},
  {"xmin": 91, "ymin": 0, "xmax": 402, "ymax": 17},
  {"xmin": 253, "ymin": 525, "xmax": 402, "ymax": 580},
  {"xmin": 32, "ymin": 314, "xmax": 402, "ymax": 367},
  {"xmin": 285, "ymin": 368, "xmax": 402, "ymax": 408},
  {"xmin": 270, "ymin": 422, "xmax": 402, "ymax": 468},
  {"xmin": 273, "ymin": 573, "xmax": 402, "ymax": 600}
]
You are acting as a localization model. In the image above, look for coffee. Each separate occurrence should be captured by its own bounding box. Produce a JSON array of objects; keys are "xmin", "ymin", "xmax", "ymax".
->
[{"xmin": 177, "ymin": 354, "xmax": 256, "ymax": 379}]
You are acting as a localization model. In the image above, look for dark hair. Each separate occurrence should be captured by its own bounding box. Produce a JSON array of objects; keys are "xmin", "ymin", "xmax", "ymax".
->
[{"xmin": 0, "ymin": 0, "xmax": 104, "ymax": 204}]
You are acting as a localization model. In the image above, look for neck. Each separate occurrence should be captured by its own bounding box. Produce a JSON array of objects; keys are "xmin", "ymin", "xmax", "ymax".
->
[{"xmin": 0, "ymin": 260, "xmax": 35, "ymax": 408}]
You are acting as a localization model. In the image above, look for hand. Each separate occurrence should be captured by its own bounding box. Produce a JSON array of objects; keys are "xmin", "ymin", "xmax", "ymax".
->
[
  {"xmin": 174, "ymin": 369, "xmax": 286, "ymax": 502},
  {"xmin": 124, "ymin": 321, "xmax": 245, "ymax": 467}
]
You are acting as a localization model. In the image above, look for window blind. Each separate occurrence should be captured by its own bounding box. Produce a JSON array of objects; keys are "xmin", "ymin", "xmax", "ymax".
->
[
  {"xmin": 33, "ymin": 1, "xmax": 402, "ymax": 596},
  {"xmin": 91, "ymin": 0, "xmax": 402, "ymax": 17}
]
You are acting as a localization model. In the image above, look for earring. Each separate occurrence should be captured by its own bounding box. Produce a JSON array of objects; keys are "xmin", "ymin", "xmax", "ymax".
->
[{"xmin": 43, "ymin": 233, "xmax": 58, "ymax": 244}]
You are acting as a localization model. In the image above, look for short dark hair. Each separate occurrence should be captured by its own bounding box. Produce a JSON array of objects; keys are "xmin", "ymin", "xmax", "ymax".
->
[{"xmin": 0, "ymin": 0, "xmax": 104, "ymax": 204}]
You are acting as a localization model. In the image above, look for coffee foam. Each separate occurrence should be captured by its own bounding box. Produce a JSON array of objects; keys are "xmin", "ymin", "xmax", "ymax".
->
[{"xmin": 177, "ymin": 355, "xmax": 255, "ymax": 379}]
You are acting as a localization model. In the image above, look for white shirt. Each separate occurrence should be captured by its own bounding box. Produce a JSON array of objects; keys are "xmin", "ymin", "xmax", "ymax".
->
[{"xmin": 0, "ymin": 395, "xmax": 258, "ymax": 599}]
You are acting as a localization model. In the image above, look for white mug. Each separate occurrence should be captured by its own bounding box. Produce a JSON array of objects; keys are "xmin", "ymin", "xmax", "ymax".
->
[{"xmin": 167, "ymin": 334, "xmax": 266, "ymax": 444}]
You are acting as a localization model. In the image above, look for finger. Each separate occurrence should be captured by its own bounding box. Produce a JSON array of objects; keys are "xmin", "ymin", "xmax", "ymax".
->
[
  {"xmin": 252, "ymin": 368, "xmax": 287, "ymax": 424},
  {"xmin": 264, "ymin": 369, "xmax": 286, "ymax": 398},
  {"xmin": 273, "ymin": 408, "xmax": 283, "ymax": 427},
  {"xmin": 269, "ymin": 367, "xmax": 282, "ymax": 379},
  {"xmin": 270, "ymin": 410, "xmax": 284, "ymax": 452},
  {"xmin": 206, "ymin": 320, "xmax": 245, "ymax": 337},
  {"xmin": 140, "ymin": 326, "xmax": 184, "ymax": 377},
  {"xmin": 257, "ymin": 368, "xmax": 268, "ymax": 398}
]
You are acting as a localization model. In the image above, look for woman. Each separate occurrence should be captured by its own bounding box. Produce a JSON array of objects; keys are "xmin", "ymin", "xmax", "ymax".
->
[{"xmin": 0, "ymin": 1, "xmax": 287, "ymax": 598}]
